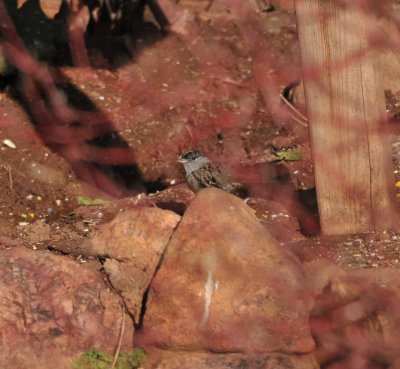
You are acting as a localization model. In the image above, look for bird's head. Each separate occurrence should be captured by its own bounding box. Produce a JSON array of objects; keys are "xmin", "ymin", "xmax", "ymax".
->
[{"xmin": 178, "ymin": 150, "xmax": 203, "ymax": 163}]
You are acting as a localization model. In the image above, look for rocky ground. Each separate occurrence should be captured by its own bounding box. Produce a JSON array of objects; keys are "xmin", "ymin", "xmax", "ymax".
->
[{"xmin": 1, "ymin": 0, "xmax": 400, "ymax": 368}]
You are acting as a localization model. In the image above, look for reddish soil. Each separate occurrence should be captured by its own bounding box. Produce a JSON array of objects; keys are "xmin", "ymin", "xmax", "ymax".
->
[{"xmin": 1, "ymin": 0, "xmax": 400, "ymax": 282}]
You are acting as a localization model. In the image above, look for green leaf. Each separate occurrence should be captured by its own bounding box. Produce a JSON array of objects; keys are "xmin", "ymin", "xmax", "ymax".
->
[
  {"xmin": 77, "ymin": 196, "xmax": 110, "ymax": 206},
  {"xmin": 73, "ymin": 349, "xmax": 147, "ymax": 369},
  {"xmin": 91, "ymin": 198, "xmax": 111, "ymax": 205},
  {"xmin": 274, "ymin": 150, "xmax": 303, "ymax": 161},
  {"xmin": 73, "ymin": 350, "xmax": 113, "ymax": 369},
  {"xmin": 127, "ymin": 349, "xmax": 147, "ymax": 367}
]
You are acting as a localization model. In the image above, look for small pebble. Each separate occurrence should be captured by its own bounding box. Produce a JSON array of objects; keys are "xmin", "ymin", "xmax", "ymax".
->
[{"xmin": 3, "ymin": 139, "xmax": 16, "ymax": 149}]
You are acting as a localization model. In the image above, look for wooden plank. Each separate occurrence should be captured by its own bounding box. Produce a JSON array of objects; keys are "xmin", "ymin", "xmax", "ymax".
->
[{"xmin": 295, "ymin": 0, "xmax": 398, "ymax": 234}]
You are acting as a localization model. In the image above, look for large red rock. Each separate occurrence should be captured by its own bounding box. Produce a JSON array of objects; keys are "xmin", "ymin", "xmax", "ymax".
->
[
  {"xmin": 136, "ymin": 187, "xmax": 314, "ymax": 353},
  {"xmin": 0, "ymin": 246, "xmax": 133, "ymax": 369},
  {"xmin": 143, "ymin": 349, "xmax": 319, "ymax": 369},
  {"xmin": 83, "ymin": 207, "xmax": 181, "ymax": 322}
]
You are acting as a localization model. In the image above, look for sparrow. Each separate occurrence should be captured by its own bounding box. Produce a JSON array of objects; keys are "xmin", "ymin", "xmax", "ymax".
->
[{"xmin": 178, "ymin": 150, "xmax": 245, "ymax": 196}]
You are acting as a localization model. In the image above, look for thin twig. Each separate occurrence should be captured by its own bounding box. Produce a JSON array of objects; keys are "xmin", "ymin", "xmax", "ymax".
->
[
  {"xmin": 291, "ymin": 116, "xmax": 309, "ymax": 128},
  {"xmin": 0, "ymin": 159, "xmax": 27, "ymax": 179},
  {"xmin": 8, "ymin": 166, "xmax": 12, "ymax": 190},
  {"xmin": 111, "ymin": 303, "xmax": 126, "ymax": 368},
  {"xmin": 280, "ymin": 93, "xmax": 309, "ymax": 123}
]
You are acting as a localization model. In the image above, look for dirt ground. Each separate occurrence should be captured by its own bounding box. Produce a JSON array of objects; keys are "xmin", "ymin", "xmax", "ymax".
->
[{"xmin": 1, "ymin": 0, "xmax": 400, "ymax": 277}]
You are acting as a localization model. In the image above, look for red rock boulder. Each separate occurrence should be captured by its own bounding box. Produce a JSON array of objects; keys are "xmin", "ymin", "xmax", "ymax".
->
[{"xmin": 136, "ymin": 187, "xmax": 314, "ymax": 354}]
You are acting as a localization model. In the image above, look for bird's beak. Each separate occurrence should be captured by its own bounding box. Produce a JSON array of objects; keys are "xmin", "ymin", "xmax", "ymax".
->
[{"xmin": 178, "ymin": 157, "xmax": 187, "ymax": 163}]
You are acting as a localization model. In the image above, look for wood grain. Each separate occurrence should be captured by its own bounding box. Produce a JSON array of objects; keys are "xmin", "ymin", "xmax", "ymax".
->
[{"xmin": 295, "ymin": 0, "xmax": 398, "ymax": 234}]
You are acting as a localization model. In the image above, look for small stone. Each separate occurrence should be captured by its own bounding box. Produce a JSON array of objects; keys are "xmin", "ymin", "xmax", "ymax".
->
[{"xmin": 2, "ymin": 139, "xmax": 16, "ymax": 149}]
